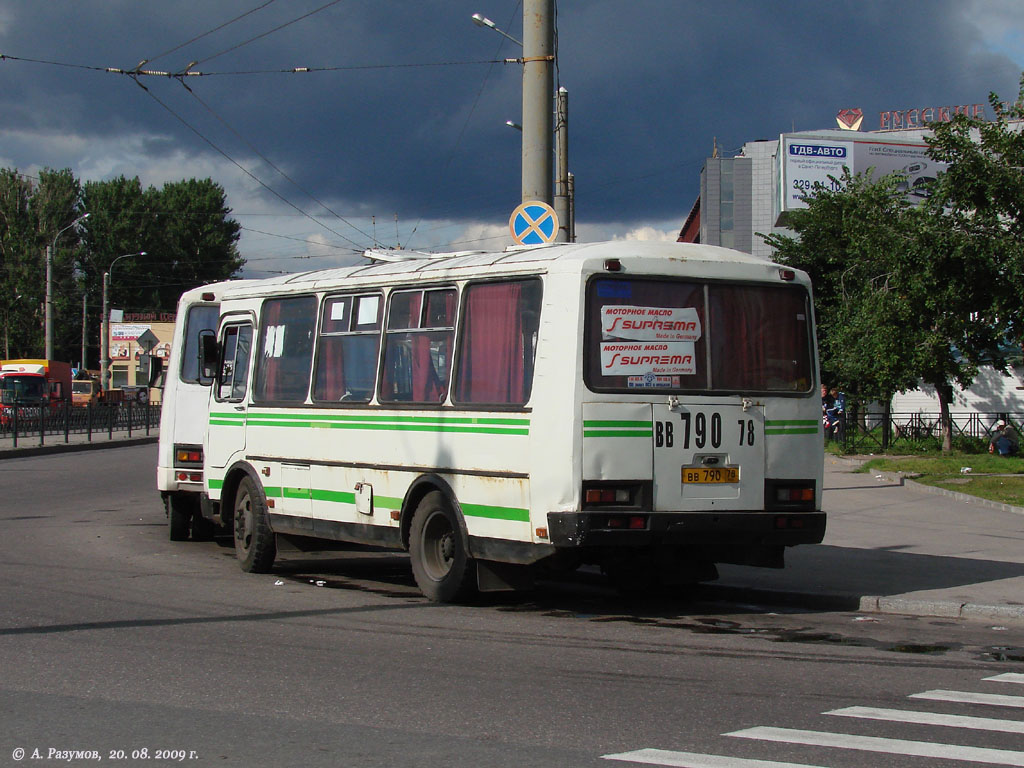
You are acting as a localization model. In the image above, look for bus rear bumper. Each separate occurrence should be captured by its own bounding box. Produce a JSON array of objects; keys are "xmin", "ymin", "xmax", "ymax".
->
[{"xmin": 546, "ymin": 510, "xmax": 826, "ymax": 550}]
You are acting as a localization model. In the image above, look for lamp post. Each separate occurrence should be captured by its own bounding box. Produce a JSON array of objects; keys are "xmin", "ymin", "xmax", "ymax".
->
[
  {"xmin": 45, "ymin": 212, "xmax": 90, "ymax": 359},
  {"xmin": 101, "ymin": 251, "xmax": 146, "ymax": 391}
]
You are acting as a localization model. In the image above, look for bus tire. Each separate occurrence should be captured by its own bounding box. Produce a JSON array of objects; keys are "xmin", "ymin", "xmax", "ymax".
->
[
  {"xmin": 233, "ymin": 475, "xmax": 277, "ymax": 573},
  {"xmin": 166, "ymin": 495, "xmax": 191, "ymax": 542},
  {"xmin": 409, "ymin": 491, "xmax": 476, "ymax": 603}
]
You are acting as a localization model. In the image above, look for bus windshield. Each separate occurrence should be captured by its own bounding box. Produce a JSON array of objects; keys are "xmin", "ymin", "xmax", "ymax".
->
[
  {"xmin": 585, "ymin": 277, "xmax": 813, "ymax": 394},
  {"xmin": 0, "ymin": 374, "xmax": 47, "ymax": 403}
]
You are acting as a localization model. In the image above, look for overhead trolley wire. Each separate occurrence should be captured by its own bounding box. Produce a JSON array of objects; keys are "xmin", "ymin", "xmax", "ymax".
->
[
  {"xmin": 178, "ymin": 78, "xmax": 375, "ymax": 245},
  {"xmin": 143, "ymin": 0, "xmax": 282, "ymax": 68},
  {"xmin": 130, "ymin": 75, "xmax": 368, "ymax": 252}
]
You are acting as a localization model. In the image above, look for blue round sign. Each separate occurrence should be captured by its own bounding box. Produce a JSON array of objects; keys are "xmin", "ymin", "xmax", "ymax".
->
[{"xmin": 509, "ymin": 201, "xmax": 559, "ymax": 245}]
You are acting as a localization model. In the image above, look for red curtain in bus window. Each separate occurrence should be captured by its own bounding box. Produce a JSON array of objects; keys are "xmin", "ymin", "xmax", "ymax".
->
[
  {"xmin": 709, "ymin": 286, "xmax": 766, "ymax": 390},
  {"xmin": 411, "ymin": 291, "xmax": 455, "ymax": 403},
  {"xmin": 259, "ymin": 300, "xmax": 285, "ymax": 400},
  {"xmin": 456, "ymin": 282, "xmax": 524, "ymax": 404},
  {"xmin": 314, "ymin": 336, "xmax": 345, "ymax": 400}
]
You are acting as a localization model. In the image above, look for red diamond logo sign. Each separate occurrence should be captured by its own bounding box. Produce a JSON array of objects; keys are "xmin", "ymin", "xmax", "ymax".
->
[{"xmin": 836, "ymin": 108, "xmax": 864, "ymax": 131}]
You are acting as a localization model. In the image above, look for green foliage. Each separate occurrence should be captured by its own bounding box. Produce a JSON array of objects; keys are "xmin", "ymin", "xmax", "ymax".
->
[{"xmin": 0, "ymin": 169, "xmax": 244, "ymax": 365}]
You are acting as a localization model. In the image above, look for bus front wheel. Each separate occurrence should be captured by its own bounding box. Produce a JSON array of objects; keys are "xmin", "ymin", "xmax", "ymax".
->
[
  {"xmin": 409, "ymin": 491, "xmax": 476, "ymax": 603},
  {"xmin": 233, "ymin": 476, "xmax": 277, "ymax": 573}
]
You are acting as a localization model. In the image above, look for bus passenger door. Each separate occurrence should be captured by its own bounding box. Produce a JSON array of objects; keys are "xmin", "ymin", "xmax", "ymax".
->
[
  {"xmin": 206, "ymin": 322, "xmax": 253, "ymax": 470},
  {"xmin": 652, "ymin": 401, "xmax": 765, "ymax": 512}
]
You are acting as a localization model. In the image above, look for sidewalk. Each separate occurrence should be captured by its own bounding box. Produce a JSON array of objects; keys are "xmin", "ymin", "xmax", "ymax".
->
[
  {"xmin": 0, "ymin": 426, "xmax": 158, "ymax": 459},
  {"xmin": 710, "ymin": 454, "xmax": 1024, "ymax": 623}
]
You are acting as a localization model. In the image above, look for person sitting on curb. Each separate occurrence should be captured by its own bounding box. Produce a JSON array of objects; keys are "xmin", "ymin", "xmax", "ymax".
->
[{"xmin": 989, "ymin": 419, "xmax": 1020, "ymax": 456}]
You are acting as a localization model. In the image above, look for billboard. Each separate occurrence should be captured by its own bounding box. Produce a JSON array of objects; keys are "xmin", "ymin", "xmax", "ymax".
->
[{"xmin": 780, "ymin": 134, "xmax": 945, "ymax": 212}]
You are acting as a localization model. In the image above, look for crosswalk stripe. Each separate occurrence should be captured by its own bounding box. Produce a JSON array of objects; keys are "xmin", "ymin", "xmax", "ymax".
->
[
  {"xmin": 911, "ymin": 690, "xmax": 1024, "ymax": 708},
  {"xmin": 602, "ymin": 748, "xmax": 828, "ymax": 768},
  {"xmin": 987, "ymin": 674, "xmax": 1024, "ymax": 685},
  {"xmin": 727, "ymin": 726, "xmax": 1024, "ymax": 766},
  {"xmin": 828, "ymin": 705, "xmax": 1024, "ymax": 733}
]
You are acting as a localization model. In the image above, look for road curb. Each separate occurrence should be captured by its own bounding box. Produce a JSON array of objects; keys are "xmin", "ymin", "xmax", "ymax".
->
[
  {"xmin": 0, "ymin": 435, "xmax": 158, "ymax": 459},
  {"xmin": 858, "ymin": 595, "xmax": 1024, "ymax": 623}
]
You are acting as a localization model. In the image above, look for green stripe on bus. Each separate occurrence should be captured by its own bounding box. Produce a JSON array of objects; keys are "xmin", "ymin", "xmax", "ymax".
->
[
  {"xmin": 765, "ymin": 419, "xmax": 820, "ymax": 435},
  {"xmin": 283, "ymin": 487, "xmax": 310, "ymax": 499},
  {"xmin": 460, "ymin": 503, "xmax": 530, "ymax": 522},
  {"xmin": 246, "ymin": 412, "xmax": 528, "ymax": 426},
  {"xmin": 374, "ymin": 495, "xmax": 403, "ymax": 510},
  {"xmin": 583, "ymin": 420, "xmax": 650, "ymax": 427},
  {"xmin": 243, "ymin": 419, "xmax": 528, "ymax": 435},
  {"xmin": 208, "ymin": 478, "xmax": 223, "ymax": 490},
  {"xmin": 311, "ymin": 488, "xmax": 356, "ymax": 505},
  {"xmin": 584, "ymin": 429, "xmax": 653, "ymax": 438}
]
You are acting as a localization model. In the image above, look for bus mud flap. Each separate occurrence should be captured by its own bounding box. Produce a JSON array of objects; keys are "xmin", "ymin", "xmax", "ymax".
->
[{"xmin": 477, "ymin": 560, "xmax": 534, "ymax": 593}]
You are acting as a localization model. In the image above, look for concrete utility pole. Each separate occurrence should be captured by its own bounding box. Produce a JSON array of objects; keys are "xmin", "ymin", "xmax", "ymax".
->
[{"xmin": 521, "ymin": 0, "xmax": 554, "ymax": 206}]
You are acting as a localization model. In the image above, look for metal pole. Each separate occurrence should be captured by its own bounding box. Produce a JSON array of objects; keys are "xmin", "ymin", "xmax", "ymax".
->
[
  {"xmin": 45, "ymin": 245, "xmax": 53, "ymax": 359},
  {"xmin": 554, "ymin": 86, "xmax": 570, "ymax": 242},
  {"xmin": 521, "ymin": 0, "xmax": 554, "ymax": 205},
  {"xmin": 567, "ymin": 171, "xmax": 576, "ymax": 243},
  {"xmin": 81, "ymin": 293, "xmax": 87, "ymax": 369},
  {"xmin": 101, "ymin": 271, "xmax": 110, "ymax": 391}
]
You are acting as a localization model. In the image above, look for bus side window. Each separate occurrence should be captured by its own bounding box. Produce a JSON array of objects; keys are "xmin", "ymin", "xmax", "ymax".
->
[
  {"xmin": 182, "ymin": 305, "xmax": 221, "ymax": 384},
  {"xmin": 454, "ymin": 279, "xmax": 542, "ymax": 406},
  {"xmin": 254, "ymin": 296, "xmax": 317, "ymax": 403},
  {"xmin": 313, "ymin": 294, "xmax": 382, "ymax": 403},
  {"xmin": 380, "ymin": 288, "xmax": 456, "ymax": 405},
  {"xmin": 216, "ymin": 324, "xmax": 253, "ymax": 402}
]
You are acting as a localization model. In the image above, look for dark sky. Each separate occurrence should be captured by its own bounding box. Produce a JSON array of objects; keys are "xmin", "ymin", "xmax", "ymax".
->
[{"xmin": 2, "ymin": 0, "xmax": 1022, "ymax": 273}]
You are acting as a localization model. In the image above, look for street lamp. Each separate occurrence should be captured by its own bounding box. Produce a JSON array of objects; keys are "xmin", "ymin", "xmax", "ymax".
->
[
  {"xmin": 45, "ymin": 212, "xmax": 90, "ymax": 359},
  {"xmin": 101, "ymin": 251, "xmax": 146, "ymax": 391},
  {"xmin": 471, "ymin": 13, "xmax": 522, "ymax": 46}
]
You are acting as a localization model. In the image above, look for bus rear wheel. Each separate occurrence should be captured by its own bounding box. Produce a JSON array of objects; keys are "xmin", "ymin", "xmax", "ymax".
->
[
  {"xmin": 409, "ymin": 491, "xmax": 476, "ymax": 603},
  {"xmin": 166, "ymin": 495, "xmax": 192, "ymax": 542},
  {"xmin": 233, "ymin": 476, "xmax": 277, "ymax": 573}
]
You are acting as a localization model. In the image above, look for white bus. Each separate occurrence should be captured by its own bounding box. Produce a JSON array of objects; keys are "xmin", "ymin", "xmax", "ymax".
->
[
  {"xmin": 184, "ymin": 241, "xmax": 824, "ymax": 601},
  {"xmin": 157, "ymin": 281, "xmax": 252, "ymax": 540}
]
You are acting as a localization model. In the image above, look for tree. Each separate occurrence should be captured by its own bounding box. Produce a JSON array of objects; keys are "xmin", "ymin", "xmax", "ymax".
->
[
  {"xmin": 766, "ymin": 168, "xmax": 1006, "ymax": 452},
  {"xmin": 0, "ymin": 168, "xmax": 83, "ymax": 361},
  {"xmin": 81, "ymin": 177, "xmax": 243, "ymax": 319},
  {"xmin": 0, "ymin": 169, "xmax": 35, "ymax": 358},
  {"xmin": 925, "ymin": 79, "xmax": 1024, "ymax": 338}
]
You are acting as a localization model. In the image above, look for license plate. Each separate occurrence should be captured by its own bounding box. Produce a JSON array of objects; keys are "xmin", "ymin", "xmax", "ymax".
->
[{"xmin": 682, "ymin": 466, "xmax": 739, "ymax": 484}]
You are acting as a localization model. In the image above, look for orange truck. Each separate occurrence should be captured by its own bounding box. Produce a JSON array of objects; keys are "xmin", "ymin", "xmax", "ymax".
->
[{"xmin": 0, "ymin": 359, "xmax": 73, "ymax": 422}]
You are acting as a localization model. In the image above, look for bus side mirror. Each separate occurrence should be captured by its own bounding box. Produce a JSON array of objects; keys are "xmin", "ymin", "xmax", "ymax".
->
[{"xmin": 199, "ymin": 331, "xmax": 220, "ymax": 384}]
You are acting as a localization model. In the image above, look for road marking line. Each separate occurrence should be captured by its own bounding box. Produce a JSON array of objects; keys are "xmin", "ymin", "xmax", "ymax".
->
[
  {"xmin": 911, "ymin": 690, "xmax": 1024, "ymax": 708},
  {"xmin": 602, "ymin": 749, "xmax": 827, "ymax": 768},
  {"xmin": 828, "ymin": 705, "xmax": 1024, "ymax": 733},
  {"xmin": 987, "ymin": 674, "xmax": 1024, "ymax": 685},
  {"xmin": 727, "ymin": 726, "xmax": 1024, "ymax": 766}
]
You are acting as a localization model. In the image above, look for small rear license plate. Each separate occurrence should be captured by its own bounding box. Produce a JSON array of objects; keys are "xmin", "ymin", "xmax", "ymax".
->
[{"xmin": 682, "ymin": 467, "xmax": 739, "ymax": 484}]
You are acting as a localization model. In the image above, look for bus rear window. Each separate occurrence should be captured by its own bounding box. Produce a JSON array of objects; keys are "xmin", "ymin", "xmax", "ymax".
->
[{"xmin": 585, "ymin": 277, "xmax": 812, "ymax": 394}]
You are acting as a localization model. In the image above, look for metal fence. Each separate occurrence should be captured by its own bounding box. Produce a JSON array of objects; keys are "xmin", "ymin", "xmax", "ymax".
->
[
  {"xmin": 826, "ymin": 406, "xmax": 1020, "ymax": 453},
  {"xmin": 0, "ymin": 400, "xmax": 161, "ymax": 447}
]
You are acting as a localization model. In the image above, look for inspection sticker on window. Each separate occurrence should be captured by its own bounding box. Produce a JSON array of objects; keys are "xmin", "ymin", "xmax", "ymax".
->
[
  {"xmin": 601, "ymin": 306, "xmax": 701, "ymax": 342},
  {"xmin": 628, "ymin": 374, "xmax": 678, "ymax": 388},
  {"xmin": 601, "ymin": 342, "xmax": 696, "ymax": 376}
]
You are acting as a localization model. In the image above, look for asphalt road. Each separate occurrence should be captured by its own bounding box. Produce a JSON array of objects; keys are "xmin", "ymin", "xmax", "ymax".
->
[{"xmin": 0, "ymin": 445, "xmax": 1022, "ymax": 768}]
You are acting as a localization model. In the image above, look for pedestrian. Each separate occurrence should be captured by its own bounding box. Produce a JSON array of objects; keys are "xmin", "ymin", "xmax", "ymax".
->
[{"xmin": 989, "ymin": 419, "xmax": 1020, "ymax": 456}]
